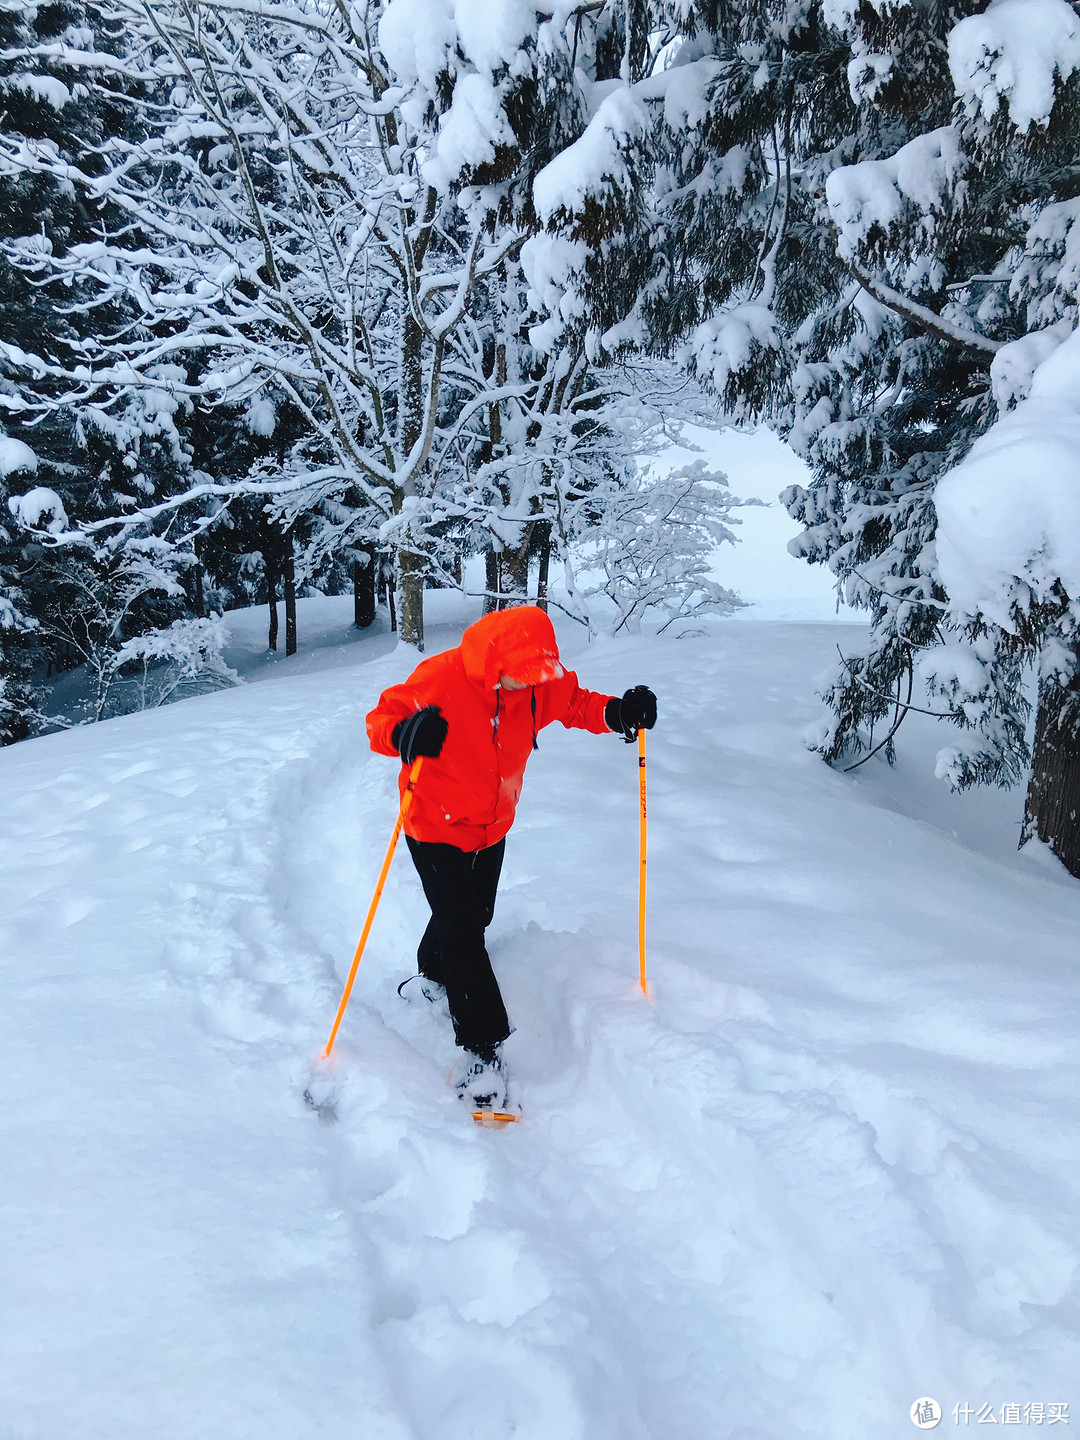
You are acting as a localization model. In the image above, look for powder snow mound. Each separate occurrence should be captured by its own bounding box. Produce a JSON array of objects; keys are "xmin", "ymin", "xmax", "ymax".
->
[
  {"xmin": 1, "ymin": 608, "xmax": 1078, "ymax": 1439},
  {"xmin": 0, "ymin": 437, "xmax": 39, "ymax": 480},
  {"xmin": 935, "ymin": 324, "xmax": 1080, "ymax": 626}
]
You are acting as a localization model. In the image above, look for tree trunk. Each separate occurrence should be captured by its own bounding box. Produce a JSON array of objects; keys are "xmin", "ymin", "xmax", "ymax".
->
[
  {"xmin": 353, "ymin": 544, "xmax": 376, "ymax": 628},
  {"xmin": 283, "ymin": 541, "xmax": 297, "ymax": 657},
  {"xmin": 1023, "ymin": 667, "xmax": 1080, "ymax": 876},
  {"xmin": 484, "ymin": 549, "xmax": 501, "ymax": 613},
  {"xmin": 482, "ymin": 345, "xmax": 510, "ymax": 616},
  {"xmin": 398, "ymin": 548, "xmax": 425, "ymax": 650},
  {"xmin": 266, "ymin": 558, "xmax": 279, "ymax": 652},
  {"xmin": 503, "ymin": 523, "xmax": 533, "ymax": 605},
  {"xmin": 536, "ymin": 522, "xmax": 551, "ymax": 613},
  {"xmin": 399, "ymin": 311, "xmax": 426, "ymax": 651},
  {"xmin": 379, "ymin": 555, "xmax": 397, "ymax": 632},
  {"xmin": 192, "ymin": 550, "xmax": 205, "ymax": 619}
]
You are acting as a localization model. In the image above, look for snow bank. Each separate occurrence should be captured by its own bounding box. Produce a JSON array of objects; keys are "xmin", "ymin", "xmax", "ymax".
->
[
  {"xmin": 936, "ymin": 324, "xmax": 1080, "ymax": 626},
  {"xmin": 949, "ymin": 0, "xmax": 1080, "ymax": 130},
  {"xmin": 2, "ymin": 617, "xmax": 1078, "ymax": 1438}
]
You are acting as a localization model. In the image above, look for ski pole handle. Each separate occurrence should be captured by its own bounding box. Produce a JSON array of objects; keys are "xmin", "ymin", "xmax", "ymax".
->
[{"xmin": 321, "ymin": 757, "xmax": 424, "ymax": 1061}]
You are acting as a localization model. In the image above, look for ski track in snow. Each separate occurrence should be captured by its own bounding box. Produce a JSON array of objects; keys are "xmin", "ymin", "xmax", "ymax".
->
[{"xmin": 1, "ymin": 608, "xmax": 1078, "ymax": 1440}]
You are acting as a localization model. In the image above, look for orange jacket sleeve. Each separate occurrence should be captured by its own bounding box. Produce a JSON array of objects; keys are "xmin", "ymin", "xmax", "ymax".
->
[
  {"xmin": 365, "ymin": 655, "xmax": 447, "ymax": 756},
  {"xmin": 538, "ymin": 670, "xmax": 614, "ymax": 735}
]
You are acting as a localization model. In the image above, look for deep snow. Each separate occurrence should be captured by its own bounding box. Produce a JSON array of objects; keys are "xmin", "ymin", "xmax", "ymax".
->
[{"xmin": 1, "ymin": 594, "xmax": 1077, "ymax": 1440}]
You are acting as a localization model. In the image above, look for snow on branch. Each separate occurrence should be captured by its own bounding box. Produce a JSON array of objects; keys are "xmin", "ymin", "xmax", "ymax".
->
[
  {"xmin": 844, "ymin": 258, "xmax": 1002, "ymax": 356},
  {"xmin": 949, "ymin": 0, "xmax": 1080, "ymax": 131},
  {"xmin": 533, "ymin": 87, "xmax": 651, "ymax": 223},
  {"xmin": 826, "ymin": 128, "xmax": 966, "ymax": 263}
]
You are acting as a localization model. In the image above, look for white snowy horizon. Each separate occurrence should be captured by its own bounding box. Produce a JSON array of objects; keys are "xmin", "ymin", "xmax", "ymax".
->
[{"xmin": 651, "ymin": 424, "xmax": 859, "ymax": 624}]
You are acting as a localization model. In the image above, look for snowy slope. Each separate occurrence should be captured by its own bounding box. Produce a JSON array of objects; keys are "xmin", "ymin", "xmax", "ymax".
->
[{"xmin": 1, "ymin": 601, "xmax": 1078, "ymax": 1440}]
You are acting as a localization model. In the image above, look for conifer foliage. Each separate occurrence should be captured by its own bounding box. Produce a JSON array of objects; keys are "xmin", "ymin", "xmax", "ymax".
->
[
  {"xmin": 514, "ymin": 0, "xmax": 1080, "ymax": 870},
  {"xmin": 0, "ymin": 0, "xmax": 217, "ymax": 734}
]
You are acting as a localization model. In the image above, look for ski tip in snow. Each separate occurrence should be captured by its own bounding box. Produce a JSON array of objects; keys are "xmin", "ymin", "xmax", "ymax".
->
[{"xmin": 471, "ymin": 1109, "xmax": 522, "ymax": 1129}]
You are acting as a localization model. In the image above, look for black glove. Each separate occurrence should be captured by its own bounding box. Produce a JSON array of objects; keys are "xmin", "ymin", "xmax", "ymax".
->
[
  {"xmin": 605, "ymin": 686, "xmax": 657, "ymax": 742},
  {"xmin": 392, "ymin": 706, "xmax": 448, "ymax": 764}
]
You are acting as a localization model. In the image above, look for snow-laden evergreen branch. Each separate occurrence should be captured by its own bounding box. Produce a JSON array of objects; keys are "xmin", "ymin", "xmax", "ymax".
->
[{"xmin": 844, "ymin": 258, "xmax": 1003, "ymax": 356}]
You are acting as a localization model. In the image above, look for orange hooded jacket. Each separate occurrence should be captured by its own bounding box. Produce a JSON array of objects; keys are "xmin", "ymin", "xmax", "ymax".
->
[{"xmin": 366, "ymin": 606, "xmax": 614, "ymax": 851}]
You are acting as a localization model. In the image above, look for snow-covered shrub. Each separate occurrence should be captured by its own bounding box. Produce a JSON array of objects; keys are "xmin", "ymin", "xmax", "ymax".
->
[
  {"xmin": 114, "ymin": 615, "xmax": 238, "ymax": 710},
  {"xmin": 6, "ymin": 489, "xmax": 214, "ymax": 726},
  {"xmin": 568, "ymin": 460, "xmax": 746, "ymax": 636}
]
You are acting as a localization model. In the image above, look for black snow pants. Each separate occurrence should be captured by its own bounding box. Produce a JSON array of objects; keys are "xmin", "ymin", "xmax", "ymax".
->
[{"xmin": 404, "ymin": 835, "xmax": 509, "ymax": 1057}]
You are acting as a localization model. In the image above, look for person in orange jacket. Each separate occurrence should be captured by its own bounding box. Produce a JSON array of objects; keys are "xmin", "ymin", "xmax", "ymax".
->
[{"xmin": 366, "ymin": 605, "xmax": 656, "ymax": 1109}]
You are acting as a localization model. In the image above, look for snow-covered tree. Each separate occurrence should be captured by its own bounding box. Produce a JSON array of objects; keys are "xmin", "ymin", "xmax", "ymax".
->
[
  {"xmin": 0, "ymin": 0, "xmax": 535, "ymax": 652},
  {"xmin": 507, "ymin": 0, "xmax": 1080, "ymax": 870},
  {"xmin": 787, "ymin": 0, "xmax": 1080, "ymax": 873},
  {"xmin": 0, "ymin": 438, "xmax": 43, "ymax": 740},
  {"xmin": 0, "ymin": 0, "xmax": 212, "ymax": 729},
  {"xmin": 5, "ymin": 482, "xmax": 221, "ymax": 723},
  {"xmin": 0, "ymin": 0, "xmax": 743, "ymax": 686},
  {"xmin": 377, "ymin": 0, "xmax": 744, "ymax": 620},
  {"xmin": 567, "ymin": 458, "xmax": 745, "ymax": 635}
]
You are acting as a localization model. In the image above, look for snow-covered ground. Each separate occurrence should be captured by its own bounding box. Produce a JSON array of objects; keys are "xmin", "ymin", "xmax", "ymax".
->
[{"xmin": 2, "ymin": 593, "xmax": 1077, "ymax": 1440}]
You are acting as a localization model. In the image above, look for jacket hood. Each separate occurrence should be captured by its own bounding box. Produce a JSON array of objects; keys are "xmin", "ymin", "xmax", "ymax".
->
[{"xmin": 460, "ymin": 606, "xmax": 565, "ymax": 690}]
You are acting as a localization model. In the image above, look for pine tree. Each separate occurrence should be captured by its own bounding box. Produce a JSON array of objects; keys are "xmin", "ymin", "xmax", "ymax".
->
[
  {"xmin": 779, "ymin": 0, "xmax": 1080, "ymax": 871},
  {"xmin": 0, "ymin": 0, "xmax": 212, "ymax": 731},
  {"xmin": 517, "ymin": 0, "xmax": 1080, "ymax": 868}
]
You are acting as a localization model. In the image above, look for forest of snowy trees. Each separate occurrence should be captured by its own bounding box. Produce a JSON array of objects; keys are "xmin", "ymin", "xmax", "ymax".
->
[{"xmin": 2, "ymin": 0, "xmax": 1080, "ymax": 870}]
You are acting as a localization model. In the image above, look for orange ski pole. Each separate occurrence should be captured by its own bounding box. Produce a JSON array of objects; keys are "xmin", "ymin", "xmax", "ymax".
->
[
  {"xmin": 637, "ymin": 727, "xmax": 648, "ymax": 997},
  {"xmin": 320, "ymin": 757, "xmax": 423, "ymax": 1061}
]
